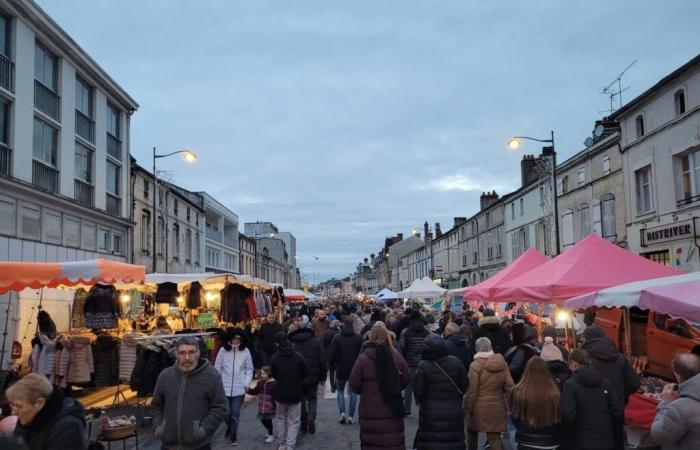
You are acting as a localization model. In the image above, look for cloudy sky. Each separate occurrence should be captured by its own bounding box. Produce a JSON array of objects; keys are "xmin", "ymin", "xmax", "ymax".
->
[{"xmin": 38, "ymin": 1, "xmax": 700, "ymax": 282}]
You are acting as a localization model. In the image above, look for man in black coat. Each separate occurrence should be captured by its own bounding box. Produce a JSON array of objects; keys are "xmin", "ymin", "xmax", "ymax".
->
[
  {"xmin": 257, "ymin": 313, "xmax": 283, "ymax": 366},
  {"xmin": 506, "ymin": 323, "xmax": 540, "ymax": 383},
  {"xmin": 328, "ymin": 317, "xmax": 363, "ymax": 424},
  {"xmin": 323, "ymin": 320, "xmax": 341, "ymax": 393},
  {"xmin": 413, "ymin": 334, "xmax": 467, "ymax": 450},
  {"xmin": 289, "ymin": 324, "xmax": 328, "ymax": 434},
  {"xmin": 581, "ymin": 326, "xmax": 640, "ymax": 406},
  {"xmin": 399, "ymin": 310, "xmax": 430, "ymax": 416},
  {"xmin": 392, "ymin": 307, "xmax": 413, "ymax": 341},
  {"xmin": 443, "ymin": 322, "xmax": 473, "ymax": 370},
  {"xmin": 270, "ymin": 333, "xmax": 308, "ymax": 450},
  {"xmin": 473, "ymin": 310, "xmax": 512, "ymax": 356}
]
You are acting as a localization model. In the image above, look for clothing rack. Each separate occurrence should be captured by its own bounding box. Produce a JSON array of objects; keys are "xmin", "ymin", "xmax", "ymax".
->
[{"xmin": 132, "ymin": 331, "xmax": 215, "ymax": 341}]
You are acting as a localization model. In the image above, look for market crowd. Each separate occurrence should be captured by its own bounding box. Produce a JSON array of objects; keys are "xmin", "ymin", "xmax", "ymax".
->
[{"xmin": 2, "ymin": 299, "xmax": 700, "ymax": 450}]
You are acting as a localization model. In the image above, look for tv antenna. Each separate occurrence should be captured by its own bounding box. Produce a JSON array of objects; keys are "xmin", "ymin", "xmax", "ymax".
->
[{"xmin": 601, "ymin": 60, "xmax": 637, "ymax": 114}]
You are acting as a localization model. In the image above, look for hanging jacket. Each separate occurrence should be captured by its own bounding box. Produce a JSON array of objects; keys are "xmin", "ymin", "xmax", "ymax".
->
[
  {"xmin": 71, "ymin": 289, "xmax": 88, "ymax": 329},
  {"xmin": 37, "ymin": 334, "xmax": 57, "ymax": 380},
  {"xmin": 83, "ymin": 284, "xmax": 119, "ymax": 329},
  {"xmin": 67, "ymin": 335, "xmax": 94, "ymax": 384},
  {"xmin": 130, "ymin": 342, "xmax": 172, "ymax": 397},
  {"xmin": 93, "ymin": 334, "xmax": 119, "ymax": 386},
  {"xmin": 119, "ymin": 332, "xmax": 145, "ymax": 383},
  {"xmin": 214, "ymin": 346, "xmax": 254, "ymax": 397},
  {"xmin": 187, "ymin": 281, "xmax": 202, "ymax": 309},
  {"xmin": 155, "ymin": 282, "xmax": 179, "ymax": 304}
]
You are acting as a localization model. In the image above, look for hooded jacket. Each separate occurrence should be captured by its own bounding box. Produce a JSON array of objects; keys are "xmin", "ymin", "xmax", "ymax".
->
[
  {"xmin": 14, "ymin": 387, "xmax": 86, "ymax": 450},
  {"xmin": 650, "ymin": 372, "xmax": 700, "ymax": 450},
  {"xmin": 474, "ymin": 316, "xmax": 512, "ymax": 356},
  {"xmin": 288, "ymin": 327, "xmax": 327, "ymax": 385},
  {"xmin": 214, "ymin": 345, "xmax": 254, "ymax": 397},
  {"xmin": 83, "ymin": 284, "xmax": 119, "ymax": 329},
  {"xmin": 270, "ymin": 342, "xmax": 309, "ymax": 404},
  {"xmin": 93, "ymin": 334, "xmax": 119, "ymax": 387},
  {"xmin": 119, "ymin": 332, "xmax": 145, "ymax": 383},
  {"xmin": 582, "ymin": 336, "xmax": 640, "ymax": 405},
  {"xmin": 66, "ymin": 335, "xmax": 94, "ymax": 384},
  {"xmin": 257, "ymin": 321, "xmax": 283, "ymax": 355},
  {"xmin": 399, "ymin": 319, "xmax": 430, "ymax": 368},
  {"xmin": 547, "ymin": 359, "xmax": 573, "ymax": 392},
  {"xmin": 37, "ymin": 334, "xmax": 57, "ymax": 379},
  {"xmin": 560, "ymin": 366, "xmax": 623, "ymax": 450},
  {"xmin": 444, "ymin": 332, "xmax": 474, "ymax": 370},
  {"xmin": 328, "ymin": 325, "xmax": 363, "ymax": 380},
  {"xmin": 413, "ymin": 335, "xmax": 467, "ymax": 450},
  {"xmin": 462, "ymin": 353, "xmax": 514, "ymax": 432},
  {"xmin": 152, "ymin": 359, "xmax": 228, "ymax": 450}
]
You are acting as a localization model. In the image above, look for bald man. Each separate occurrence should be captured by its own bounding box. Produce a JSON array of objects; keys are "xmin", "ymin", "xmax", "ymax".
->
[{"xmin": 651, "ymin": 352, "xmax": 700, "ymax": 450}]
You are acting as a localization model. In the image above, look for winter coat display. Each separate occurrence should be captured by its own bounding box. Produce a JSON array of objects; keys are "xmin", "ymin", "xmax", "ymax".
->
[
  {"xmin": 83, "ymin": 284, "xmax": 120, "ymax": 329},
  {"xmin": 130, "ymin": 341, "xmax": 172, "ymax": 397},
  {"xmin": 547, "ymin": 359, "xmax": 573, "ymax": 391},
  {"xmin": 650, "ymin": 372, "xmax": 700, "ymax": 450},
  {"xmin": 13, "ymin": 387, "xmax": 86, "ymax": 450},
  {"xmin": 247, "ymin": 379, "xmax": 277, "ymax": 415},
  {"xmin": 37, "ymin": 334, "xmax": 57, "ymax": 380},
  {"xmin": 444, "ymin": 332, "xmax": 474, "ymax": 370},
  {"xmin": 288, "ymin": 327, "xmax": 327, "ymax": 385},
  {"xmin": 560, "ymin": 365, "xmax": 623, "ymax": 450},
  {"xmin": 56, "ymin": 336, "xmax": 72, "ymax": 387},
  {"xmin": 399, "ymin": 319, "xmax": 430, "ymax": 368},
  {"xmin": 462, "ymin": 353, "xmax": 514, "ymax": 433},
  {"xmin": 349, "ymin": 344, "xmax": 411, "ymax": 450},
  {"xmin": 328, "ymin": 325, "xmax": 363, "ymax": 380},
  {"xmin": 253, "ymin": 291, "xmax": 272, "ymax": 317},
  {"xmin": 71, "ymin": 289, "xmax": 88, "ymax": 329},
  {"xmin": 119, "ymin": 332, "xmax": 145, "ymax": 383},
  {"xmin": 474, "ymin": 316, "xmax": 512, "ymax": 356},
  {"xmin": 220, "ymin": 283, "xmax": 253, "ymax": 324},
  {"xmin": 269, "ymin": 342, "xmax": 308, "ymax": 404},
  {"xmin": 93, "ymin": 334, "xmax": 119, "ymax": 387},
  {"xmin": 214, "ymin": 346, "xmax": 254, "ymax": 397},
  {"xmin": 155, "ymin": 282, "xmax": 179, "ymax": 304},
  {"xmin": 413, "ymin": 335, "xmax": 467, "ymax": 450},
  {"xmin": 186, "ymin": 281, "xmax": 202, "ymax": 309},
  {"xmin": 582, "ymin": 336, "xmax": 640, "ymax": 405},
  {"xmin": 66, "ymin": 335, "xmax": 94, "ymax": 384}
]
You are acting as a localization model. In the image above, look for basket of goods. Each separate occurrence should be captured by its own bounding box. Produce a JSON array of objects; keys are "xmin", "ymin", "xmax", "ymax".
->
[{"xmin": 101, "ymin": 415, "xmax": 136, "ymax": 439}]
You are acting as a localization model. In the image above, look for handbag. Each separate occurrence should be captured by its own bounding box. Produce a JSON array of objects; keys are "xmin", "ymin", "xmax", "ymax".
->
[{"xmin": 432, "ymin": 361, "xmax": 463, "ymax": 396}]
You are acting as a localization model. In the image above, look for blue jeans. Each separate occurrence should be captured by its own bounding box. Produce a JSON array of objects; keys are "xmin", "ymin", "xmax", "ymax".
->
[
  {"xmin": 336, "ymin": 378, "xmax": 357, "ymax": 417},
  {"xmin": 227, "ymin": 395, "xmax": 245, "ymax": 438}
]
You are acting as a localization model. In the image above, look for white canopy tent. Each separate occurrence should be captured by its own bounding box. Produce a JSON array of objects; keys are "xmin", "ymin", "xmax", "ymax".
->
[
  {"xmin": 397, "ymin": 277, "xmax": 447, "ymax": 299},
  {"xmin": 376, "ymin": 288, "xmax": 398, "ymax": 300}
]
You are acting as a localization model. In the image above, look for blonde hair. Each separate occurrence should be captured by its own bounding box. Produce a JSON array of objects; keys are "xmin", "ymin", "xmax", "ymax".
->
[
  {"xmin": 367, "ymin": 322, "xmax": 393, "ymax": 346},
  {"xmin": 6, "ymin": 373, "xmax": 53, "ymax": 404}
]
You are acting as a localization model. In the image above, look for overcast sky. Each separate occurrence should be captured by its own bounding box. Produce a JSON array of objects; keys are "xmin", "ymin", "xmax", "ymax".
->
[{"xmin": 38, "ymin": 1, "xmax": 700, "ymax": 283}]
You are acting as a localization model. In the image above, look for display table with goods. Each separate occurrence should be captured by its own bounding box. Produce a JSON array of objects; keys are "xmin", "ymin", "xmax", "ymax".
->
[
  {"xmin": 99, "ymin": 414, "xmax": 139, "ymax": 449},
  {"xmin": 624, "ymin": 377, "xmax": 671, "ymax": 449}
]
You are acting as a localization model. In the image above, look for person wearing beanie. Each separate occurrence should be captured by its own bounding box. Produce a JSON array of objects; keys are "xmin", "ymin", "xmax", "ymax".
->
[
  {"xmin": 541, "ymin": 336, "xmax": 572, "ymax": 390},
  {"xmin": 398, "ymin": 309, "xmax": 429, "ymax": 416},
  {"xmin": 444, "ymin": 321, "xmax": 474, "ymax": 370},
  {"xmin": 537, "ymin": 326, "xmax": 570, "ymax": 362}
]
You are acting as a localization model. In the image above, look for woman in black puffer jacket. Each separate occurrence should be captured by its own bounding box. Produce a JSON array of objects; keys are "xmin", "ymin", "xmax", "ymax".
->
[{"xmin": 413, "ymin": 334, "xmax": 467, "ymax": 450}]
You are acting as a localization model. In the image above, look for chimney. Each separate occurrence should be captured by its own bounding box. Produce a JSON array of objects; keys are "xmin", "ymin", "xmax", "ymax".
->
[
  {"xmin": 480, "ymin": 191, "xmax": 500, "ymax": 211},
  {"xmin": 424, "ymin": 221, "xmax": 430, "ymax": 239},
  {"xmin": 454, "ymin": 217, "xmax": 467, "ymax": 227},
  {"xmin": 521, "ymin": 154, "xmax": 538, "ymax": 186},
  {"xmin": 397, "ymin": 233, "xmax": 403, "ymax": 241},
  {"xmin": 435, "ymin": 222, "xmax": 442, "ymax": 239}
]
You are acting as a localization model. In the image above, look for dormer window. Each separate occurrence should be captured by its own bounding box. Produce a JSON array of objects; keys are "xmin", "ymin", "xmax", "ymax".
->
[
  {"xmin": 635, "ymin": 115, "xmax": 645, "ymax": 138},
  {"xmin": 674, "ymin": 89, "xmax": 686, "ymax": 115}
]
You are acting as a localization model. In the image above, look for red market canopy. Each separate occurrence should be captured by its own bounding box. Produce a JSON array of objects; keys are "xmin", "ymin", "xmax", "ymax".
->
[
  {"xmin": 461, "ymin": 248, "xmax": 548, "ymax": 301},
  {"xmin": 284, "ymin": 288, "xmax": 307, "ymax": 302},
  {"xmin": 491, "ymin": 235, "xmax": 681, "ymax": 304},
  {"xmin": 0, "ymin": 259, "xmax": 146, "ymax": 295}
]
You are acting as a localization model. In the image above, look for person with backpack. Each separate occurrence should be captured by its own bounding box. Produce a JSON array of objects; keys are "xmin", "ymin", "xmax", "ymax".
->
[
  {"xmin": 540, "ymin": 336, "xmax": 572, "ymax": 391},
  {"xmin": 288, "ymin": 322, "xmax": 327, "ymax": 434},
  {"xmin": 505, "ymin": 323, "xmax": 539, "ymax": 384}
]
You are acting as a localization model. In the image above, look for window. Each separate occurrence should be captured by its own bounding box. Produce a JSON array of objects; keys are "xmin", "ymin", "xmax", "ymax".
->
[
  {"xmin": 196, "ymin": 213, "xmax": 199, "ymax": 227},
  {"xmin": 578, "ymin": 167, "xmax": 585, "ymax": 186},
  {"xmin": 74, "ymin": 142, "xmax": 92, "ymax": 183},
  {"xmin": 172, "ymin": 223, "xmax": 180, "ymax": 261},
  {"xmin": 97, "ymin": 228, "xmax": 109, "ymax": 252},
  {"xmin": 64, "ymin": 216, "xmax": 80, "ymax": 248},
  {"xmin": 510, "ymin": 203, "xmax": 515, "ymax": 219},
  {"xmin": 602, "ymin": 155, "xmax": 610, "ymax": 175},
  {"xmin": 81, "ymin": 222, "xmax": 96, "ymax": 250},
  {"xmin": 42, "ymin": 210, "xmax": 62, "ymax": 244},
  {"xmin": 158, "ymin": 188, "xmax": 163, "ymax": 207},
  {"xmin": 674, "ymin": 90, "xmax": 686, "ymax": 115},
  {"xmin": 675, "ymin": 149, "xmax": 700, "ymax": 205},
  {"xmin": 539, "ymin": 186, "xmax": 544, "ymax": 206},
  {"xmin": 580, "ymin": 203, "xmax": 590, "ymax": 238},
  {"xmin": 112, "ymin": 232, "xmax": 122, "ymax": 255},
  {"xmin": 34, "ymin": 42, "xmax": 57, "ymax": 91},
  {"xmin": 635, "ymin": 165, "xmax": 654, "ymax": 214},
  {"xmin": 0, "ymin": 97, "xmax": 9, "ymax": 145},
  {"xmin": 561, "ymin": 175, "xmax": 569, "ymax": 194},
  {"xmin": 462, "ymin": 255, "xmax": 467, "ymax": 267},
  {"xmin": 107, "ymin": 103, "xmax": 120, "ymax": 138},
  {"xmin": 141, "ymin": 210, "xmax": 151, "ymax": 255},
  {"xmin": 186, "ymin": 228, "xmax": 192, "ymax": 263},
  {"xmin": 642, "ymin": 250, "xmax": 670, "ymax": 267},
  {"xmin": 562, "ymin": 210, "xmax": 574, "ymax": 247},
  {"xmin": 20, "ymin": 204, "xmax": 41, "ymax": 240},
  {"xmin": 173, "ymin": 199, "xmax": 178, "ymax": 216},
  {"xmin": 33, "ymin": 119, "xmax": 57, "ymax": 166},
  {"xmin": 186, "ymin": 207, "xmax": 190, "ymax": 222},
  {"xmin": 519, "ymin": 198, "xmax": 524, "ymax": 215},
  {"xmin": 206, "ymin": 246, "xmax": 220, "ymax": 267},
  {"xmin": 485, "ymin": 212, "xmax": 490, "ymax": 227},
  {"xmin": 0, "ymin": 14, "xmax": 10, "ymax": 58},
  {"xmin": 75, "ymin": 77, "xmax": 92, "ymax": 117},
  {"xmin": 157, "ymin": 217, "xmax": 165, "ymax": 256},
  {"xmin": 635, "ymin": 115, "xmax": 645, "ymax": 138},
  {"xmin": 0, "ymin": 196, "xmax": 15, "ymax": 235},
  {"xmin": 143, "ymin": 179, "xmax": 149, "ymax": 199},
  {"xmin": 472, "ymin": 251, "xmax": 477, "ymax": 265},
  {"xmin": 601, "ymin": 195, "xmax": 616, "ymax": 241},
  {"xmin": 106, "ymin": 161, "xmax": 120, "ymax": 196}
]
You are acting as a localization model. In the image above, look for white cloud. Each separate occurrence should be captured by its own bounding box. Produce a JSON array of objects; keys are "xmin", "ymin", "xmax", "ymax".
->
[{"xmin": 424, "ymin": 172, "xmax": 514, "ymax": 193}]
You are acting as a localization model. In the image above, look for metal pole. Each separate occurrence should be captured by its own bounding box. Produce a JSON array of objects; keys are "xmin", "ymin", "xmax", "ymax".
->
[
  {"xmin": 551, "ymin": 131, "xmax": 561, "ymax": 255},
  {"xmin": 152, "ymin": 146, "xmax": 157, "ymax": 273}
]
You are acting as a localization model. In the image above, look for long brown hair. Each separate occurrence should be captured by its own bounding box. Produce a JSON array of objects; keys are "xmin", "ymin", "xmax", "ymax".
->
[{"xmin": 511, "ymin": 357, "xmax": 560, "ymax": 428}]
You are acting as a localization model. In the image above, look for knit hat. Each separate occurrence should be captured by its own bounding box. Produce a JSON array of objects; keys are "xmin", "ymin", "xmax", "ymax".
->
[
  {"xmin": 444, "ymin": 322, "xmax": 460, "ymax": 337},
  {"xmin": 540, "ymin": 336, "xmax": 563, "ymax": 362},
  {"xmin": 583, "ymin": 325, "xmax": 605, "ymax": 340}
]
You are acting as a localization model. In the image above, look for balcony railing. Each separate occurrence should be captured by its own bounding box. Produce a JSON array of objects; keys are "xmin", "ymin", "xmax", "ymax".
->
[
  {"xmin": 206, "ymin": 228, "xmax": 223, "ymax": 243},
  {"xmin": 74, "ymin": 179, "xmax": 94, "ymax": 206},
  {"xmin": 0, "ymin": 53, "xmax": 13, "ymax": 92},
  {"xmin": 75, "ymin": 110, "xmax": 95, "ymax": 143},
  {"xmin": 34, "ymin": 80, "xmax": 60, "ymax": 120},
  {"xmin": 106, "ymin": 193, "xmax": 121, "ymax": 216},
  {"xmin": 224, "ymin": 235, "xmax": 237, "ymax": 248},
  {"xmin": 32, "ymin": 159, "xmax": 58, "ymax": 193},
  {"xmin": 0, "ymin": 143, "xmax": 10, "ymax": 176},
  {"xmin": 107, "ymin": 133, "xmax": 121, "ymax": 160}
]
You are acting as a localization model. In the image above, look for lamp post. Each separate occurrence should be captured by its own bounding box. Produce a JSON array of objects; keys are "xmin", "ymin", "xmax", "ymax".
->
[
  {"xmin": 152, "ymin": 147, "xmax": 198, "ymax": 273},
  {"xmin": 506, "ymin": 131, "xmax": 560, "ymax": 255},
  {"xmin": 313, "ymin": 256, "xmax": 319, "ymax": 287}
]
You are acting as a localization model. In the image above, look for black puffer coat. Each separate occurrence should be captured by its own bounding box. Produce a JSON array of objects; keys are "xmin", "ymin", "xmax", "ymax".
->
[
  {"xmin": 93, "ymin": 334, "xmax": 119, "ymax": 387},
  {"xmin": 289, "ymin": 327, "xmax": 327, "ymax": 385},
  {"xmin": 474, "ymin": 316, "xmax": 512, "ymax": 356},
  {"xmin": 444, "ymin": 331, "xmax": 474, "ymax": 370},
  {"xmin": 547, "ymin": 359, "xmax": 573, "ymax": 391},
  {"xmin": 582, "ymin": 336, "xmax": 640, "ymax": 405},
  {"xmin": 413, "ymin": 334, "xmax": 467, "ymax": 450},
  {"xmin": 270, "ymin": 342, "xmax": 308, "ymax": 404},
  {"xmin": 399, "ymin": 320, "xmax": 430, "ymax": 368},
  {"xmin": 328, "ymin": 325, "xmax": 363, "ymax": 380},
  {"xmin": 83, "ymin": 284, "xmax": 120, "ymax": 329},
  {"xmin": 257, "ymin": 321, "xmax": 283, "ymax": 355}
]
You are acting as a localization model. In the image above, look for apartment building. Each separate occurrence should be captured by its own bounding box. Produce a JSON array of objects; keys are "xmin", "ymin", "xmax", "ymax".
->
[{"xmin": 199, "ymin": 192, "xmax": 239, "ymax": 273}]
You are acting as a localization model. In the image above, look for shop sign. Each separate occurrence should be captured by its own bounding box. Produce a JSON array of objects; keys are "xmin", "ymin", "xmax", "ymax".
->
[
  {"xmin": 641, "ymin": 220, "xmax": 695, "ymax": 247},
  {"xmin": 197, "ymin": 312, "xmax": 216, "ymax": 328}
]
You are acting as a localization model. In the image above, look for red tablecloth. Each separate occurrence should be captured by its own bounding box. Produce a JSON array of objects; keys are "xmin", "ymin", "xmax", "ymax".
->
[{"xmin": 625, "ymin": 393, "xmax": 659, "ymax": 429}]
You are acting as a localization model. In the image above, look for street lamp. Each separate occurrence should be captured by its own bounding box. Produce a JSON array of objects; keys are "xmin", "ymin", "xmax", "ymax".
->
[
  {"xmin": 506, "ymin": 131, "xmax": 560, "ymax": 255},
  {"xmin": 152, "ymin": 147, "xmax": 198, "ymax": 273}
]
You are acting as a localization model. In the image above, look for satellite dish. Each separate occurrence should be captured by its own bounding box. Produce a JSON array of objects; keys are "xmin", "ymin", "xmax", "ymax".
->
[
  {"xmin": 584, "ymin": 137, "xmax": 594, "ymax": 147},
  {"xmin": 593, "ymin": 124, "xmax": 605, "ymax": 137}
]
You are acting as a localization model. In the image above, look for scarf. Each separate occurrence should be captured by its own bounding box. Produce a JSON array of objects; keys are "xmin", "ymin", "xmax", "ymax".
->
[
  {"xmin": 474, "ymin": 350, "xmax": 494, "ymax": 359},
  {"xmin": 368, "ymin": 342, "xmax": 405, "ymax": 417}
]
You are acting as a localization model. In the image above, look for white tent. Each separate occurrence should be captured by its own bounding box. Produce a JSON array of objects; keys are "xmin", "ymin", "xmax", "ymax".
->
[
  {"xmin": 376, "ymin": 288, "xmax": 398, "ymax": 300},
  {"xmin": 397, "ymin": 277, "xmax": 447, "ymax": 299}
]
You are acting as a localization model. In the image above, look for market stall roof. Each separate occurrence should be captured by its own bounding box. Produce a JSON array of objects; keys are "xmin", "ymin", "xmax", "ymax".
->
[
  {"xmin": 566, "ymin": 272, "xmax": 700, "ymax": 323},
  {"xmin": 397, "ymin": 277, "xmax": 447, "ymax": 299},
  {"xmin": 0, "ymin": 259, "xmax": 146, "ymax": 294},
  {"xmin": 492, "ymin": 235, "xmax": 681, "ymax": 303},
  {"xmin": 376, "ymin": 288, "xmax": 398, "ymax": 300},
  {"xmin": 455, "ymin": 248, "xmax": 548, "ymax": 301},
  {"xmin": 284, "ymin": 288, "xmax": 307, "ymax": 301}
]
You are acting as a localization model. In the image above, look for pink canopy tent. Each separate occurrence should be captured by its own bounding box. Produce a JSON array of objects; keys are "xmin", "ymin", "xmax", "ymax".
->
[
  {"xmin": 461, "ymin": 248, "xmax": 548, "ymax": 301},
  {"xmin": 492, "ymin": 235, "xmax": 681, "ymax": 304}
]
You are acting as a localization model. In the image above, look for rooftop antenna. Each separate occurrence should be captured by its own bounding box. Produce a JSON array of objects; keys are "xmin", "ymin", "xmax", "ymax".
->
[{"xmin": 601, "ymin": 60, "xmax": 637, "ymax": 114}]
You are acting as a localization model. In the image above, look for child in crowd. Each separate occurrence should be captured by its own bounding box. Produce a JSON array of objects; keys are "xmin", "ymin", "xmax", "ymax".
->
[{"xmin": 247, "ymin": 365, "xmax": 277, "ymax": 443}]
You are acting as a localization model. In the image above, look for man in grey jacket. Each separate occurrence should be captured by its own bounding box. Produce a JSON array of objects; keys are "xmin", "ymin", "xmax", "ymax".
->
[
  {"xmin": 651, "ymin": 352, "xmax": 700, "ymax": 450},
  {"xmin": 152, "ymin": 337, "xmax": 228, "ymax": 450}
]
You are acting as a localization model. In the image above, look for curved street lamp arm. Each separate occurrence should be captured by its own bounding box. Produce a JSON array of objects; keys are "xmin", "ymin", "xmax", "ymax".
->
[
  {"xmin": 154, "ymin": 150, "xmax": 193, "ymax": 159},
  {"xmin": 511, "ymin": 135, "xmax": 553, "ymax": 144}
]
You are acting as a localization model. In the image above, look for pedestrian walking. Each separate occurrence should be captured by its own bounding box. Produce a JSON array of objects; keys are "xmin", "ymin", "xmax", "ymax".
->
[
  {"xmin": 413, "ymin": 334, "xmax": 467, "ymax": 450},
  {"xmin": 462, "ymin": 337, "xmax": 514, "ymax": 450},
  {"xmin": 258, "ymin": 313, "xmax": 284, "ymax": 366},
  {"xmin": 398, "ymin": 310, "xmax": 430, "ymax": 416},
  {"xmin": 328, "ymin": 317, "xmax": 363, "ymax": 424},
  {"xmin": 214, "ymin": 328, "xmax": 254, "ymax": 446},
  {"xmin": 270, "ymin": 333, "xmax": 309, "ymax": 450},
  {"xmin": 560, "ymin": 348, "xmax": 622, "ymax": 450},
  {"xmin": 246, "ymin": 365, "xmax": 278, "ymax": 444},
  {"xmin": 151, "ymin": 337, "xmax": 228, "ymax": 450},
  {"xmin": 288, "ymin": 323, "xmax": 327, "ymax": 435},
  {"xmin": 509, "ymin": 357, "xmax": 561, "ymax": 450},
  {"xmin": 444, "ymin": 321, "xmax": 474, "ymax": 370},
  {"xmin": 323, "ymin": 320, "xmax": 341, "ymax": 393},
  {"xmin": 650, "ymin": 352, "xmax": 700, "ymax": 450},
  {"xmin": 537, "ymin": 326, "xmax": 569, "ymax": 362},
  {"xmin": 312, "ymin": 310, "xmax": 330, "ymax": 343},
  {"xmin": 540, "ymin": 336, "xmax": 572, "ymax": 391},
  {"xmin": 505, "ymin": 323, "xmax": 539, "ymax": 383},
  {"xmin": 350, "ymin": 322, "xmax": 411, "ymax": 450},
  {"xmin": 474, "ymin": 310, "xmax": 512, "ymax": 356},
  {"xmin": 7, "ymin": 373, "xmax": 87, "ymax": 450}
]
